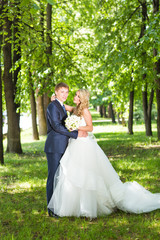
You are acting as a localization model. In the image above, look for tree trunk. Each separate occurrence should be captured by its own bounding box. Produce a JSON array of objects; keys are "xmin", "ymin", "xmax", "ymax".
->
[
  {"xmin": 29, "ymin": 71, "xmax": 39, "ymax": 140},
  {"xmin": 156, "ymin": 87, "xmax": 160, "ymax": 140},
  {"xmin": 3, "ymin": 6, "xmax": 22, "ymax": 153},
  {"xmin": 153, "ymin": 0, "xmax": 160, "ymax": 140},
  {"xmin": 0, "ymin": 59, "xmax": 3, "ymax": 164},
  {"xmin": 102, "ymin": 105, "xmax": 107, "ymax": 118},
  {"xmin": 128, "ymin": 89, "xmax": 134, "ymax": 134},
  {"xmin": 12, "ymin": 1, "xmax": 22, "ymax": 152},
  {"xmin": 46, "ymin": 3, "xmax": 52, "ymax": 55},
  {"xmin": 0, "ymin": 4, "xmax": 4, "ymax": 164},
  {"xmin": 109, "ymin": 102, "xmax": 116, "ymax": 123},
  {"xmin": 142, "ymin": 82, "xmax": 153, "ymax": 136},
  {"xmin": 30, "ymin": 91, "xmax": 40, "ymax": 140},
  {"xmin": 148, "ymin": 88, "xmax": 154, "ymax": 134},
  {"xmin": 117, "ymin": 113, "xmax": 121, "ymax": 124},
  {"xmin": 43, "ymin": 92, "xmax": 50, "ymax": 116},
  {"xmin": 140, "ymin": 1, "xmax": 153, "ymax": 136},
  {"xmin": 43, "ymin": 3, "xmax": 52, "ymax": 116},
  {"xmin": 36, "ymin": 88, "xmax": 47, "ymax": 136},
  {"xmin": 142, "ymin": 85, "xmax": 149, "ymax": 135},
  {"xmin": 99, "ymin": 105, "xmax": 103, "ymax": 117}
]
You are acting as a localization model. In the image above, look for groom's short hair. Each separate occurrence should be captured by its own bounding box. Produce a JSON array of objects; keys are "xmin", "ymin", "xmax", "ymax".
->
[{"xmin": 55, "ymin": 82, "xmax": 69, "ymax": 91}]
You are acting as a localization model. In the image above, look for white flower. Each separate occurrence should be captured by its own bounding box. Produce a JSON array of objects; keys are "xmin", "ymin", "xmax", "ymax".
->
[{"xmin": 65, "ymin": 115, "xmax": 81, "ymax": 131}]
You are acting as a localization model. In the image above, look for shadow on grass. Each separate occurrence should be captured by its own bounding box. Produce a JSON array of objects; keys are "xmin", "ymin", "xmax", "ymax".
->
[
  {"xmin": 1, "ymin": 124, "xmax": 160, "ymax": 239},
  {"xmin": 1, "ymin": 149, "xmax": 47, "ymax": 186},
  {"xmin": 0, "ymin": 186, "xmax": 160, "ymax": 239},
  {"xmin": 94, "ymin": 131, "xmax": 159, "ymax": 147},
  {"xmin": 21, "ymin": 139, "xmax": 46, "ymax": 154},
  {"xmin": 93, "ymin": 120, "xmax": 118, "ymax": 126}
]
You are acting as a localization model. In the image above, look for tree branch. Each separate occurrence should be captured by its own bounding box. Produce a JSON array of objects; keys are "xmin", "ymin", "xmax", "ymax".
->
[
  {"xmin": 121, "ymin": 5, "xmax": 141, "ymax": 30},
  {"xmin": 22, "ymin": 21, "xmax": 42, "ymax": 33},
  {"xmin": 138, "ymin": 0, "xmax": 143, "ymax": 5}
]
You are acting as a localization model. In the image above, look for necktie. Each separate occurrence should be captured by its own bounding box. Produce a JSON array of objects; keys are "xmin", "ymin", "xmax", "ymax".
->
[{"xmin": 62, "ymin": 104, "xmax": 66, "ymax": 114}]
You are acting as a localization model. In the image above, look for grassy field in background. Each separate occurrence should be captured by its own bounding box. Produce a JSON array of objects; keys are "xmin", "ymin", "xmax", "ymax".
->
[{"xmin": 0, "ymin": 109, "xmax": 160, "ymax": 240}]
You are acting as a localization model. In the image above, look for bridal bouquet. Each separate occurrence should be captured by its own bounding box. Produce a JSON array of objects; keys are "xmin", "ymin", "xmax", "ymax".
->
[{"xmin": 65, "ymin": 115, "xmax": 81, "ymax": 131}]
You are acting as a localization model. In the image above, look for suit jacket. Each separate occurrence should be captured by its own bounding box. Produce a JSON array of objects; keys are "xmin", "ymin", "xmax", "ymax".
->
[{"xmin": 44, "ymin": 99, "xmax": 78, "ymax": 153}]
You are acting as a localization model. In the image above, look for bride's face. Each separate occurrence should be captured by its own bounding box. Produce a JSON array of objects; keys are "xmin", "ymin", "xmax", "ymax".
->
[{"xmin": 74, "ymin": 91, "xmax": 81, "ymax": 105}]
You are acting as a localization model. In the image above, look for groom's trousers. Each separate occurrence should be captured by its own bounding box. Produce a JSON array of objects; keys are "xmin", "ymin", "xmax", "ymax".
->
[{"xmin": 46, "ymin": 152, "xmax": 63, "ymax": 207}]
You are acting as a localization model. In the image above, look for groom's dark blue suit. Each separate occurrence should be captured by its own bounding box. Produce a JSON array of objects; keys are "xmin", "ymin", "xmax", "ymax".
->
[{"xmin": 44, "ymin": 99, "xmax": 78, "ymax": 209}]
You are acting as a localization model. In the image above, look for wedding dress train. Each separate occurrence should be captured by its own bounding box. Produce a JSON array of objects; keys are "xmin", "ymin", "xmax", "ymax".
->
[{"xmin": 48, "ymin": 118, "xmax": 160, "ymax": 218}]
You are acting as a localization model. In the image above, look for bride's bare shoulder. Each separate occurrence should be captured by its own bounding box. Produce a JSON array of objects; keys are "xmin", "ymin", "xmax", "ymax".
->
[
  {"xmin": 82, "ymin": 108, "xmax": 92, "ymax": 118},
  {"xmin": 82, "ymin": 108, "xmax": 90, "ymax": 113}
]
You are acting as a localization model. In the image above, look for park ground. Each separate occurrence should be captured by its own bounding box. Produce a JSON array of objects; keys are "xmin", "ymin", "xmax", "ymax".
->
[{"xmin": 0, "ymin": 110, "xmax": 160, "ymax": 240}]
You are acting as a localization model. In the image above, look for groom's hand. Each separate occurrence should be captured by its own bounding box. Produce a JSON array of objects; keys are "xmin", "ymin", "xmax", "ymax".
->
[{"xmin": 78, "ymin": 130, "xmax": 88, "ymax": 138}]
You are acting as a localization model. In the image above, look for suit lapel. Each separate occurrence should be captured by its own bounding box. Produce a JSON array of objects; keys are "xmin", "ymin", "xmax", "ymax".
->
[{"xmin": 55, "ymin": 99, "xmax": 66, "ymax": 117}]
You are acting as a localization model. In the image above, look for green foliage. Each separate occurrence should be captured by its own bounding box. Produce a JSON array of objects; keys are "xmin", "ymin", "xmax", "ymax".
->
[
  {"xmin": 1, "ymin": 0, "xmax": 159, "ymax": 129},
  {"xmin": 89, "ymin": 0, "xmax": 159, "ymax": 115}
]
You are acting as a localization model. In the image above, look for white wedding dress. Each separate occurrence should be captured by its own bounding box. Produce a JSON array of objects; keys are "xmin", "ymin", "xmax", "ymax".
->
[{"xmin": 48, "ymin": 117, "xmax": 160, "ymax": 218}]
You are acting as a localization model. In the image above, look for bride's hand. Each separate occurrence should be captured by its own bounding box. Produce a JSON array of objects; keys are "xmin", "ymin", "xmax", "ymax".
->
[
  {"xmin": 51, "ymin": 94, "xmax": 56, "ymax": 101},
  {"xmin": 78, "ymin": 130, "xmax": 88, "ymax": 138}
]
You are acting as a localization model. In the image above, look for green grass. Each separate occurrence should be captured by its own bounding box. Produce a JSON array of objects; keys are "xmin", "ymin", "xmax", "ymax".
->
[{"xmin": 0, "ymin": 110, "xmax": 160, "ymax": 239}]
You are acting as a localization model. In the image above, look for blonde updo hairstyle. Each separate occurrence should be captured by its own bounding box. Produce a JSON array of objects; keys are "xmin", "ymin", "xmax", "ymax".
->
[{"xmin": 73, "ymin": 89, "xmax": 90, "ymax": 117}]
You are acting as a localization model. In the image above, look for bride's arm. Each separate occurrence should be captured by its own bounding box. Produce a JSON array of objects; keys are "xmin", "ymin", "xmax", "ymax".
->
[
  {"xmin": 64, "ymin": 104, "xmax": 75, "ymax": 112},
  {"xmin": 78, "ymin": 108, "xmax": 93, "ymax": 132},
  {"xmin": 51, "ymin": 95, "xmax": 74, "ymax": 112}
]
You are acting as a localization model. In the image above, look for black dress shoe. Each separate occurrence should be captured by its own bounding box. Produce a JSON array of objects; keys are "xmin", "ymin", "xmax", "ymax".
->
[{"xmin": 48, "ymin": 210, "xmax": 59, "ymax": 218}]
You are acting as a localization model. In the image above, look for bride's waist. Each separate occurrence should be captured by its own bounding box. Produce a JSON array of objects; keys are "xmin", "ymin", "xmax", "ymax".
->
[
  {"xmin": 77, "ymin": 136, "xmax": 89, "ymax": 139},
  {"xmin": 77, "ymin": 136, "xmax": 89, "ymax": 140},
  {"xmin": 70, "ymin": 136, "xmax": 89, "ymax": 142}
]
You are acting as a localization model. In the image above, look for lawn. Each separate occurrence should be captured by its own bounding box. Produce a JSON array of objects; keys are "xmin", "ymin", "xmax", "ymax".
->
[{"xmin": 0, "ymin": 110, "xmax": 160, "ymax": 240}]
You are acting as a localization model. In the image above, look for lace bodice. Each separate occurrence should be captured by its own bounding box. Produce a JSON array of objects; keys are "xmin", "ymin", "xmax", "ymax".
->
[{"xmin": 80, "ymin": 117, "xmax": 86, "ymax": 127}]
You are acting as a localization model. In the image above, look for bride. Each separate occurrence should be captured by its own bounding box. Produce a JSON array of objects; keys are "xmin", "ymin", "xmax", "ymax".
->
[{"xmin": 48, "ymin": 89, "xmax": 160, "ymax": 218}]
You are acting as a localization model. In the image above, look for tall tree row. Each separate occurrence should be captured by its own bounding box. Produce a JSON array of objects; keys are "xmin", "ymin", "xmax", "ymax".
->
[
  {"xmin": 89, "ymin": 0, "xmax": 160, "ymax": 139},
  {"xmin": 140, "ymin": 0, "xmax": 153, "ymax": 136},
  {"xmin": 3, "ymin": 0, "xmax": 22, "ymax": 153}
]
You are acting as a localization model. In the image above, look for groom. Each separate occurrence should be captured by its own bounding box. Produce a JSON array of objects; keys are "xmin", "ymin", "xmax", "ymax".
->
[{"xmin": 44, "ymin": 82, "xmax": 87, "ymax": 217}]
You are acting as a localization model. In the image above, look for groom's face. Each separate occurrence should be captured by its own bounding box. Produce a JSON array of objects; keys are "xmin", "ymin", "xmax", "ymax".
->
[{"xmin": 55, "ymin": 87, "xmax": 69, "ymax": 103}]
